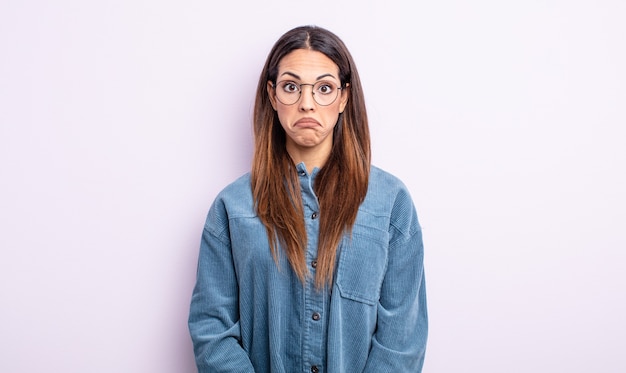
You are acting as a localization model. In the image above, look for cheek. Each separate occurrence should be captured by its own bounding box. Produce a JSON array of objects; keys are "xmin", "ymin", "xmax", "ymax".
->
[
  {"xmin": 322, "ymin": 107, "xmax": 342, "ymax": 127},
  {"xmin": 326, "ymin": 114, "xmax": 340, "ymax": 128},
  {"xmin": 275, "ymin": 107, "xmax": 294, "ymax": 131}
]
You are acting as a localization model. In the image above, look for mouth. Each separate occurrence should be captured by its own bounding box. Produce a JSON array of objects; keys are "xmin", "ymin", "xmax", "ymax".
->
[{"xmin": 294, "ymin": 118, "xmax": 320, "ymax": 128}]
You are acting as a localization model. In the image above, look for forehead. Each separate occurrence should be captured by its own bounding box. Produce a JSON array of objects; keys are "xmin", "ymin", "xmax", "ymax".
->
[{"xmin": 277, "ymin": 49, "xmax": 339, "ymax": 80}]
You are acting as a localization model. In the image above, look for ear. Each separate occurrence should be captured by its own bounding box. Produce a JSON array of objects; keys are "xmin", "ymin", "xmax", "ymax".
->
[
  {"xmin": 267, "ymin": 81, "xmax": 278, "ymax": 110},
  {"xmin": 338, "ymin": 83, "xmax": 350, "ymax": 113}
]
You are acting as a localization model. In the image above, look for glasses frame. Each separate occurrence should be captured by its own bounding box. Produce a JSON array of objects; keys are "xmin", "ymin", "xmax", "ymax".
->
[{"xmin": 272, "ymin": 80, "xmax": 343, "ymax": 107}]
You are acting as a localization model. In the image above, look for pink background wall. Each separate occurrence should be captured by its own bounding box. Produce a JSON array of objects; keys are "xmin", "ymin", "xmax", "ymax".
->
[{"xmin": 1, "ymin": 1, "xmax": 625, "ymax": 372}]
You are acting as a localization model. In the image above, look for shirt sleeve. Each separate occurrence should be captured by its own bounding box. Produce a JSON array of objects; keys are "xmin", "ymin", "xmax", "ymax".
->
[
  {"xmin": 188, "ymin": 201, "xmax": 256, "ymax": 373},
  {"xmin": 363, "ymin": 190, "xmax": 428, "ymax": 372}
]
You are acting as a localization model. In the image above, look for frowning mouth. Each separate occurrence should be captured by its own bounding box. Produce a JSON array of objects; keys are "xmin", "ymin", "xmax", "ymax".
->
[{"xmin": 294, "ymin": 118, "xmax": 320, "ymax": 128}]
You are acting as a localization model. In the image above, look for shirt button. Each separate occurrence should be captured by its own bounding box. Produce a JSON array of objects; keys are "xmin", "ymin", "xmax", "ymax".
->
[
  {"xmin": 312, "ymin": 312, "xmax": 321, "ymax": 321},
  {"xmin": 311, "ymin": 365, "xmax": 319, "ymax": 373},
  {"xmin": 311, "ymin": 212, "xmax": 318, "ymax": 219},
  {"xmin": 299, "ymin": 171, "xmax": 306, "ymax": 176},
  {"xmin": 311, "ymin": 260, "xmax": 317, "ymax": 268}
]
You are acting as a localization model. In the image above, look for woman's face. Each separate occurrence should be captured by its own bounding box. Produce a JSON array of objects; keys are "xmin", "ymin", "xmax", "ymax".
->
[{"xmin": 268, "ymin": 49, "xmax": 349, "ymax": 156}]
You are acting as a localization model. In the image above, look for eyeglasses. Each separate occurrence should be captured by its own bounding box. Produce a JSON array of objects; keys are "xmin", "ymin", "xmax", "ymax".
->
[{"xmin": 272, "ymin": 80, "xmax": 342, "ymax": 106}]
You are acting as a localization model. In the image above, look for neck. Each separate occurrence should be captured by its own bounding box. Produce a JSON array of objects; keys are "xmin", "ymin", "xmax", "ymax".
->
[{"xmin": 286, "ymin": 142, "xmax": 332, "ymax": 174}]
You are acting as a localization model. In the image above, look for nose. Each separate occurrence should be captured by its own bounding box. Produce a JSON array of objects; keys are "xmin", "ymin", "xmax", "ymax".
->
[{"xmin": 298, "ymin": 84, "xmax": 315, "ymax": 111}]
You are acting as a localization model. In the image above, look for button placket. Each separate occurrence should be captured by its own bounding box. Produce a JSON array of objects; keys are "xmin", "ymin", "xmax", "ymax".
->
[{"xmin": 298, "ymin": 163, "xmax": 326, "ymax": 372}]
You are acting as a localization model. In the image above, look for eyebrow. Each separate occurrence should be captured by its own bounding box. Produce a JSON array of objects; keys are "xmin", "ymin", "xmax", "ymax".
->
[{"xmin": 280, "ymin": 72, "xmax": 337, "ymax": 81}]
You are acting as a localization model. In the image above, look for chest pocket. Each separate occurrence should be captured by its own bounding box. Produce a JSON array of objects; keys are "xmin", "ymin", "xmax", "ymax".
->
[{"xmin": 335, "ymin": 226, "xmax": 389, "ymax": 305}]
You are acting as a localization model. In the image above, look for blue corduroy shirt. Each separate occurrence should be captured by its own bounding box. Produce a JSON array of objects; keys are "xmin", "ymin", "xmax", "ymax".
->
[{"xmin": 189, "ymin": 164, "xmax": 428, "ymax": 372}]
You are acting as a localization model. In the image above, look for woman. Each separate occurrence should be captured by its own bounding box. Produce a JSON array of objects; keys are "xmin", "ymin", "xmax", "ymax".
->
[{"xmin": 189, "ymin": 25, "xmax": 428, "ymax": 372}]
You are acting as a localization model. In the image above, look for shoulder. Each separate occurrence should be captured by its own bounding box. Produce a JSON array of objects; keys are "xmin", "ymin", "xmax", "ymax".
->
[
  {"xmin": 205, "ymin": 173, "xmax": 255, "ymax": 231},
  {"xmin": 368, "ymin": 165, "xmax": 409, "ymax": 193},
  {"xmin": 360, "ymin": 165, "xmax": 420, "ymax": 236},
  {"xmin": 364, "ymin": 166, "xmax": 414, "ymax": 209},
  {"xmin": 216, "ymin": 173, "xmax": 252, "ymax": 201}
]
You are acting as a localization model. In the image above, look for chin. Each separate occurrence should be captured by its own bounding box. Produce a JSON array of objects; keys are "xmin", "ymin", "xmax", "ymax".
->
[{"xmin": 293, "ymin": 137, "xmax": 320, "ymax": 147}]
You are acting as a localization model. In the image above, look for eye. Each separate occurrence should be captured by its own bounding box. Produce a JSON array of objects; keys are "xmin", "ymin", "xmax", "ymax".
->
[
  {"xmin": 316, "ymin": 83, "xmax": 335, "ymax": 95},
  {"xmin": 280, "ymin": 81, "xmax": 299, "ymax": 93}
]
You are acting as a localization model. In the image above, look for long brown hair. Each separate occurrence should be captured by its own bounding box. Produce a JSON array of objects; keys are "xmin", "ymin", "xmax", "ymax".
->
[{"xmin": 251, "ymin": 25, "xmax": 371, "ymax": 288}]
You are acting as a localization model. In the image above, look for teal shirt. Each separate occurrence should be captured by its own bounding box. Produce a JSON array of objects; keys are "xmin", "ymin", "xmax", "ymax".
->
[{"xmin": 189, "ymin": 164, "xmax": 428, "ymax": 372}]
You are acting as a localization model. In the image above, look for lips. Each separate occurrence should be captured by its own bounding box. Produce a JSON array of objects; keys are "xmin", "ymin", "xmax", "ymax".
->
[{"xmin": 294, "ymin": 118, "xmax": 320, "ymax": 128}]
